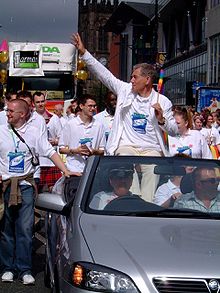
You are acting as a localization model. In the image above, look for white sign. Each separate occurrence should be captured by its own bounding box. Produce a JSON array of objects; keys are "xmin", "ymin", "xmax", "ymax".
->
[
  {"xmin": 9, "ymin": 42, "xmax": 76, "ymax": 76},
  {"xmin": 9, "ymin": 43, "xmax": 44, "ymax": 77}
]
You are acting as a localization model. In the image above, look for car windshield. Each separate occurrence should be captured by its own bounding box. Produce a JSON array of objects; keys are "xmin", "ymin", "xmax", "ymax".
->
[{"xmin": 85, "ymin": 156, "xmax": 220, "ymax": 219}]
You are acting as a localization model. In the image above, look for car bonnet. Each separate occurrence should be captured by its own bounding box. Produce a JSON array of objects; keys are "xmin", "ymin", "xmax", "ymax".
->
[{"xmin": 80, "ymin": 213, "xmax": 220, "ymax": 280}]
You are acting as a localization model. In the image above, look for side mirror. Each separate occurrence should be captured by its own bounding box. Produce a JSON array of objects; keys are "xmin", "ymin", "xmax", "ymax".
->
[{"xmin": 35, "ymin": 192, "xmax": 68, "ymax": 215}]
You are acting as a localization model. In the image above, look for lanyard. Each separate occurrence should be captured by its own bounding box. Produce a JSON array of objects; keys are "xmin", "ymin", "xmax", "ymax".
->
[{"xmin": 9, "ymin": 129, "xmax": 20, "ymax": 153}]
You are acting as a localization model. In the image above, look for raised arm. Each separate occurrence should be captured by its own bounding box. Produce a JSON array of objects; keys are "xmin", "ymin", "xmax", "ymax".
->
[{"xmin": 71, "ymin": 33, "xmax": 127, "ymax": 96}]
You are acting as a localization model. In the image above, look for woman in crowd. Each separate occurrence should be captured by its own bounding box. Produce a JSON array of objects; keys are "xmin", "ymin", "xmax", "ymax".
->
[
  {"xmin": 193, "ymin": 114, "xmax": 204, "ymax": 131},
  {"xmin": 168, "ymin": 107, "xmax": 212, "ymax": 159},
  {"xmin": 200, "ymin": 114, "xmax": 220, "ymax": 158},
  {"xmin": 212, "ymin": 110, "xmax": 220, "ymax": 134}
]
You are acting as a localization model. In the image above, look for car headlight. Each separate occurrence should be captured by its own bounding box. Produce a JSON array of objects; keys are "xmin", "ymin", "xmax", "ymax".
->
[{"xmin": 72, "ymin": 262, "xmax": 139, "ymax": 292}]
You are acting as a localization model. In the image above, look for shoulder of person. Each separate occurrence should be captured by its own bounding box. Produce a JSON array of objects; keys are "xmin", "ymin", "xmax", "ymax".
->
[
  {"xmin": 92, "ymin": 116, "xmax": 105, "ymax": 126},
  {"xmin": 94, "ymin": 110, "xmax": 105, "ymax": 119},
  {"xmin": 50, "ymin": 113, "xmax": 59, "ymax": 121},
  {"xmin": 32, "ymin": 111, "xmax": 46, "ymax": 123},
  {"xmin": 189, "ymin": 129, "xmax": 202, "ymax": 136},
  {"xmin": 152, "ymin": 89, "xmax": 171, "ymax": 104}
]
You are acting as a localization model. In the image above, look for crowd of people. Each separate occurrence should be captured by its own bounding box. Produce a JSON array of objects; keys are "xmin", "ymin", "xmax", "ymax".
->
[{"xmin": 0, "ymin": 32, "xmax": 220, "ymax": 285}]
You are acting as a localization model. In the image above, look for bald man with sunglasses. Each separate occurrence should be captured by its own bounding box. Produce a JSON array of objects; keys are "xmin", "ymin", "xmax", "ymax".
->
[{"xmin": 174, "ymin": 167, "xmax": 220, "ymax": 213}]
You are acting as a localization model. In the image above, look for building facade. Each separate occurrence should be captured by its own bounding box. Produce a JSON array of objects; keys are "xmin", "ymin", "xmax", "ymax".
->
[
  {"xmin": 206, "ymin": 0, "xmax": 220, "ymax": 86},
  {"xmin": 104, "ymin": 1, "xmax": 155, "ymax": 82},
  {"xmin": 78, "ymin": 0, "xmax": 118, "ymax": 97},
  {"xmin": 104, "ymin": 0, "xmax": 208, "ymax": 106},
  {"xmin": 156, "ymin": 0, "xmax": 207, "ymax": 106},
  {"xmin": 78, "ymin": 0, "xmax": 220, "ymax": 107}
]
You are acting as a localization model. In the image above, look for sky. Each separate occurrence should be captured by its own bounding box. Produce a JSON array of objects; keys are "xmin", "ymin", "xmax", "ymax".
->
[{"xmin": 0, "ymin": 0, "xmax": 152, "ymax": 44}]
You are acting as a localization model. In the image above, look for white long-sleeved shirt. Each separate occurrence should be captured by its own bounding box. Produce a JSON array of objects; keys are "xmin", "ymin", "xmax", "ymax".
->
[
  {"xmin": 154, "ymin": 179, "xmax": 181, "ymax": 206},
  {"xmin": 0, "ymin": 123, "xmax": 55, "ymax": 181}
]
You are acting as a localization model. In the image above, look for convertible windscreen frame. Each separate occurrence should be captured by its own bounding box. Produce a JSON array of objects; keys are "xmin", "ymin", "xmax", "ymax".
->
[{"xmin": 82, "ymin": 156, "xmax": 220, "ymax": 218}]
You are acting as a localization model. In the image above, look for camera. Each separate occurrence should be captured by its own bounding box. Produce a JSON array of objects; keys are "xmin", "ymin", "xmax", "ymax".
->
[{"xmin": 30, "ymin": 148, "xmax": 40, "ymax": 167}]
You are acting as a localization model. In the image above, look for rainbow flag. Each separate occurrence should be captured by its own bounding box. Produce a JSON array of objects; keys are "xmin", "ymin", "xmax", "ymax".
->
[
  {"xmin": 157, "ymin": 68, "xmax": 169, "ymax": 148},
  {"xmin": 210, "ymin": 145, "xmax": 220, "ymax": 159},
  {"xmin": 158, "ymin": 69, "xmax": 164, "ymax": 94}
]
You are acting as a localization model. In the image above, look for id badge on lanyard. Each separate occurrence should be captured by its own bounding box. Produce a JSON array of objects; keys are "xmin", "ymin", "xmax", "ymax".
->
[
  {"xmin": 8, "ymin": 129, "xmax": 25, "ymax": 173},
  {"xmin": 8, "ymin": 151, "xmax": 25, "ymax": 173}
]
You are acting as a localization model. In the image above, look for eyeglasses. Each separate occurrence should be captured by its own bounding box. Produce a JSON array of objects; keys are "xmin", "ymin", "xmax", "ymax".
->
[
  {"xmin": 200, "ymin": 178, "xmax": 219, "ymax": 184},
  {"xmin": 6, "ymin": 109, "xmax": 22, "ymax": 114},
  {"xmin": 86, "ymin": 105, "xmax": 97, "ymax": 109}
]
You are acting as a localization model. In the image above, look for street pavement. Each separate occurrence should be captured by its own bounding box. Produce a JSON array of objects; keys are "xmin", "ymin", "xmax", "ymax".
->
[{"xmin": 0, "ymin": 222, "xmax": 51, "ymax": 293}]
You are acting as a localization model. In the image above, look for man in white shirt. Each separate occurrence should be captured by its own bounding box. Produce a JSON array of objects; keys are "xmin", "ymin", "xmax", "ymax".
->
[
  {"xmin": 175, "ymin": 167, "xmax": 220, "ymax": 213},
  {"xmin": 72, "ymin": 33, "xmax": 178, "ymax": 201},
  {"xmin": 0, "ymin": 99, "xmax": 71, "ymax": 285},
  {"xmin": 54, "ymin": 103, "xmax": 67, "ymax": 128},
  {"xmin": 94, "ymin": 91, "xmax": 117, "ymax": 143},
  {"xmin": 33, "ymin": 91, "xmax": 63, "ymax": 191},
  {"xmin": 59, "ymin": 94, "xmax": 105, "ymax": 174},
  {"xmin": 17, "ymin": 90, "xmax": 48, "ymax": 188},
  {"xmin": 153, "ymin": 176, "xmax": 182, "ymax": 207},
  {"xmin": 90, "ymin": 164, "xmax": 135, "ymax": 210}
]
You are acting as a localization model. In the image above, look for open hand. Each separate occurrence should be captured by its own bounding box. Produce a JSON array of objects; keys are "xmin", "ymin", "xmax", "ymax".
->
[{"xmin": 71, "ymin": 33, "xmax": 86, "ymax": 56}]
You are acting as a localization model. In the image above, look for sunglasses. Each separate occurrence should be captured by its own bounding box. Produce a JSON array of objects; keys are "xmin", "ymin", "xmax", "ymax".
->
[{"xmin": 200, "ymin": 178, "xmax": 219, "ymax": 184}]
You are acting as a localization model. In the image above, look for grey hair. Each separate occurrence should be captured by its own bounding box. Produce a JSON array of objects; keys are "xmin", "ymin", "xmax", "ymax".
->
[{"xmin": 133, "ymin": 63, "xmax": 157, "ymax": 82}]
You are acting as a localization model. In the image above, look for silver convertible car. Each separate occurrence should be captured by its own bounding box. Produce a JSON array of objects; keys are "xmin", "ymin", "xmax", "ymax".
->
[{"xmin": 36, "ymin": 155, "xmax": 220, "ymax": 293}]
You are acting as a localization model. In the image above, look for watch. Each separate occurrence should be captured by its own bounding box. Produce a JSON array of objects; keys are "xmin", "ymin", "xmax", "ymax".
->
[
  {"xmin": 158, "ymin": 117, "xmax": 166, "ymax": 126},
  {"xmin": 99, "ymin": 57, "xmax": 107, "ymax": 66}
]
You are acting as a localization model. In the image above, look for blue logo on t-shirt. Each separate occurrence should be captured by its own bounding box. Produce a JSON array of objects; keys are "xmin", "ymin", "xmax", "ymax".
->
[
  {"xmin": 177, "ymin": 146, "xmax": 192, "ymax": 157},
  {"xmin": 131, "ymin": 113, "xmax": 148, "ymax": 134}
]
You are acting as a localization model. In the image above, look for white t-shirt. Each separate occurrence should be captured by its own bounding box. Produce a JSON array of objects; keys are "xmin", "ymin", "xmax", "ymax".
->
[
  {"xmin": 119, "ymin": 93, "xmax": 161, "ymax": 151},
  {"xmin": 153, "ymin": 179, "xmax": 181, "ymax": 205},
  {"xmin": 200, "ymin": 127, "xmax": 220, "ymax": 146},
  {"xmin": 94, "ymin": 109, "xmax": 114, "ymax": 142},
  {"xmin": 89, "ymin": 191, "xmax": 118, "ymax": 210},
  {"xmin": 59, "ymin": 116, "xmax": 67, "ymax": 128},
  {"xmin": 168, "ymin": 129, "xmax": 212, "ymax": 159},
  {"xmin": 0, "ymin": 123, "xmax": 55, "ymax": 181},
  {"xmin": 59, "ymin": 115, "xmax": 105, "ymax": 172},
  {"xmin": 213, "ymin": 122, "xmax": 220, "ymax": 135}
]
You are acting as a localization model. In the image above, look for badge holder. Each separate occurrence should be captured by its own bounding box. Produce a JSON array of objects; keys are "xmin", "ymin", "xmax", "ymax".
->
[{"xmin": 10, "ymin": 125, "xmax": 39, "ymax": 167}]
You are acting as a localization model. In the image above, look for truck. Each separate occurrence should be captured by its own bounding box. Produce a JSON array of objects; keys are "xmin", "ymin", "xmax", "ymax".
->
[{"xmin": 7, "ymin": 42, "xmax": 77, "ymax": 111}]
